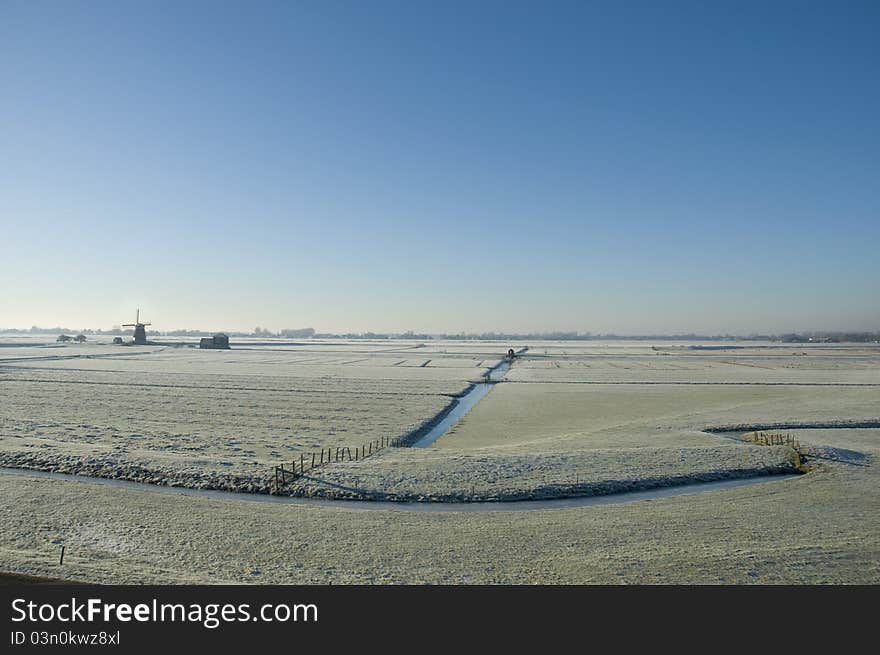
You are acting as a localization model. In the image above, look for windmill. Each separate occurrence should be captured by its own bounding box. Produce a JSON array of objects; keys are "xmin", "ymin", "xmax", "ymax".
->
[{"xmin": 122, "ymin": 309, "xmax": 151, "ymax": 345}]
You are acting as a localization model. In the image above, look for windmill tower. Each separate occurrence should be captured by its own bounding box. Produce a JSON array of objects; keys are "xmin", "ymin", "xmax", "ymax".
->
[{"xmin": 122, "ymin": 309, "xmax": 151, "ymax": 345}]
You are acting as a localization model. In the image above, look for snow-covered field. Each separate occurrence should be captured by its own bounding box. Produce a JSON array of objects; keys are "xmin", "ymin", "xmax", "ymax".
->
[
  {"xmin": 437, "ymin": 382, "xmax": 880, "ymax": 450},
  {"xmin": 288, "ymin": 344, "xmax": 877, "ymax": 500},
  {"xmin": 288, "ymin": 443, "xmax": 799, "ymax": 501},
  {"xmin": 1, "ymin": 337, "xmax": 878, "ymax": 583},
  {"xmin": 0, "ymin": 337, "xmax": 491, "ymax": 487}
]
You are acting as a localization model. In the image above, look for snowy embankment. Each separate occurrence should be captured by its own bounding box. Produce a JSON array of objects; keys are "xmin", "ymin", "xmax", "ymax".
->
[
  {"xmin": 0, "ymin": 451, "xmax": 273, "ymax": 494},
  {"xmin": 281, "ymin": 443, "xmax": 800, "ymax": 502},
  {"xmin": 0, "ymin": 443, "xmax": 800, "ymax": 502}
]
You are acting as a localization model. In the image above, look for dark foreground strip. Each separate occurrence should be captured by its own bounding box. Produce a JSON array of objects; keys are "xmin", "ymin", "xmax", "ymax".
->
[{"xmin": 0, "ymin": 585, "xmax": 874, "ymax": 651}]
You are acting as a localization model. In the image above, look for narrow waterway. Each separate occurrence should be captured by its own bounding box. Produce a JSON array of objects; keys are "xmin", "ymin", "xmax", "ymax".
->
[
  {"xmin": 0, "ymin": 467, "xmax": 799, "ymax": 513},
  {"xmin": 411, "ymin": 360, "xmax": 512, "ymax": 448}
]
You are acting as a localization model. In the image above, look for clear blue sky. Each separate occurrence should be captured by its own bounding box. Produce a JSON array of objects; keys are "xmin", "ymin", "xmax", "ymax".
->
[{"xmin": 2, "ymin": 1, "xmax": 878, "ymax": 334}]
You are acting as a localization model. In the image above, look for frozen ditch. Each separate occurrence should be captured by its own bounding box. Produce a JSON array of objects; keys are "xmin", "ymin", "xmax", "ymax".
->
[
  {"xmin": 0, "ymin": 466, "xmax": 799, "ymax": 513},
  {"xmin": 703, "ymin": 421, "xmax": 877, "ymax": 467},
  {"xmin": 704, "ymin": 420, "xmax": 880, "ymax": 433},
  {"xmin": 410, "ymin": 358, "xmax": 514, "ymax": 448}
]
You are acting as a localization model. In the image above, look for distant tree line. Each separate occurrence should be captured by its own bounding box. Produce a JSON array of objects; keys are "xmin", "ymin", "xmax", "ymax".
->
[
  {"xmin": 161, "ymin": 327, "xmax": 318, "ymax": 338},
  {"xmin": 2, "ymin": 325, "xmax": 128, "ymax": 335},
  {"xmin": 3, "ymin": 326, "xmax": 879, "ymax": 343}
]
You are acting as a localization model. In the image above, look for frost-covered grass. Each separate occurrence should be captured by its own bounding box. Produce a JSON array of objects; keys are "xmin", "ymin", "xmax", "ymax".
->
[
  {"xmin": 0, "ymin": 340, "xmax": 494, "ymax": 483},
  {"xmin": 0, "ymin": 339, "xmax": 878, "ymax": 583},
  {"xmin": 1, "ymin": 452, "xmax": 877, "ymax": 584},
  {"xmin": 436, "ymin": 382, "xmax": 880, "ymax": 450},
  {"xmin": 286, "ymin": 443, "xmax": 798, "ymax": 501}
]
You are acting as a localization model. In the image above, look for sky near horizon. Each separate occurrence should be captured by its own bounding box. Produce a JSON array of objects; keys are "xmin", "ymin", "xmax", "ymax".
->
[{"xmin": 1, "ymin": 1, "xmax": 878, "ymax": 335}]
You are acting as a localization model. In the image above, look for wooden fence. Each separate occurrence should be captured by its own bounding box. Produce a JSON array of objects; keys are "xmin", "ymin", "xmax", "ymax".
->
[
  {"xmin": 272, "ymin": 435, "xmax": 401, "ymax": 494},
  {"xmin": 742, "ymin": 431, "xmax": 801, "ymax": 449},
  {"xmin": 271, "ymin": 350, "xmax": 525, "ymax": 494}
]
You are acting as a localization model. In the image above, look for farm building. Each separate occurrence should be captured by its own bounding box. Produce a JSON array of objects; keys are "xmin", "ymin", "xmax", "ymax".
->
[{"xmin": 200, "ymin": 334, "xmax": 230, "ymax": 349}]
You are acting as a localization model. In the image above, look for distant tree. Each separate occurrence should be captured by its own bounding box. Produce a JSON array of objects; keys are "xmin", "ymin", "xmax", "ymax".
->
[
  {"xmin": 57, "ymin": 334, "xmax": 72, "ymax": 342},
  {"xmin": 74, "ymin": 334, "xmax": 87, "ymax": 343},
  {"xmin": 279, "ymin": 328, "xmax": 315, "ymax": 338},
  {"xmin": 400, "ymin": 330, "xmax": 429, "ymax": 339}
]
